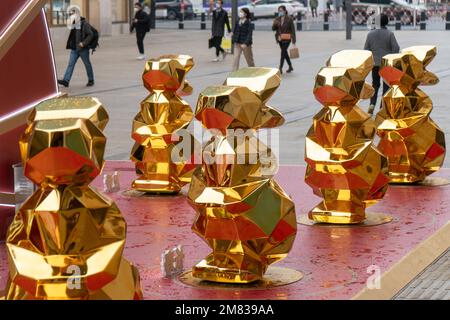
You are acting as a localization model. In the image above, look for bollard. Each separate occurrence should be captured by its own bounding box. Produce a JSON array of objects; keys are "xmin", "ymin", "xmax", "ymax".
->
[
  {"xmin": 179, "ymin": 13, "xmax": 184, "ymax": 30},
  {"xmin": 296, "ymin": 12, "xmax": 302, "ymax": 31},
  {"xmin": 420, "ymin": 11, "xmax": 426, "ymax": 30},
  {"xmin": 324, "ymin": 12, "xmax": 329, "ymax": 31},
  {"xmin": 446, "ymin": 11, "xmax": 450, "ymax": 30},
  {"xmin": 201, "ymin": 12, "xmax": 206, "ymax": 30}
]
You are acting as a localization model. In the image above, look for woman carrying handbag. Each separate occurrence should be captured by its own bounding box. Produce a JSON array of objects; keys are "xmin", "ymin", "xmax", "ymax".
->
[{"xmin": 272, "ymin": 5, "xmax": 296, "ymax": 74}]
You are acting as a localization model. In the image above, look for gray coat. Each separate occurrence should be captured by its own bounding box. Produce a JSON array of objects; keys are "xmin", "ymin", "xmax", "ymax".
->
[{"xmin": 364, "ymin": 27, "xmax": 400, "ymax": 66}]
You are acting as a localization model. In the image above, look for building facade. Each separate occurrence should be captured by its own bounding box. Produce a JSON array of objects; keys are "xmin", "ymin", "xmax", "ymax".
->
[{"xmin": 45, "ymin": 0, "xmax": 133, "ymax": 37}]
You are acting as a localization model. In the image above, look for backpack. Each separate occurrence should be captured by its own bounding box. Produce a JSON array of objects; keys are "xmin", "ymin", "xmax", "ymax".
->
[
  {"xmin": 88, "ymin": 24, "xmax": 100, "ymax": 53},
  {"xmin": 82, "ymin": 21, "xmax": 100, "ymax": 53}
]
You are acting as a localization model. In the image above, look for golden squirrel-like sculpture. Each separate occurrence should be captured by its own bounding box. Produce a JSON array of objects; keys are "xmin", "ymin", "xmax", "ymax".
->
[
  {"xmin": 375, "ymin": 45, "xmax": 445, "ymax": 183},
  {"xmin": 305, "ymin": 50, "xmax": 389, "ymax": 224},
  {"xmin": 188, "ymin": 67, "xmax": 297, "ymax": 283},
  {"xmin": 5, "ymin": 97, "xmax": 142, "ymax": 300},
  {"xmin": 130, "ymin": 55, "xmax": 199, "ymax": 193}
]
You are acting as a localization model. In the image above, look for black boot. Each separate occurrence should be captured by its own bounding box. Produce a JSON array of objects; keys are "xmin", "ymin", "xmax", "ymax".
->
[
  {"xmin": 58, "ymin": 79, "xmax": 69, "ymax": 87},
  {"xmin": 86, "ymin": 81, "xmax": 95, "ymax": 87},
  {"xmin": 287, "ymin": 66, "xmax": 294, "ymax": 73}
]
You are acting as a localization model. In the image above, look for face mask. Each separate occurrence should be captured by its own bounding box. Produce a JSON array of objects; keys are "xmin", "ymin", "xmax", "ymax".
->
[
  {"xmin": 239, "ymin": 12, "xmax": 245, "ymax": 19},
  {"xmin": 67, "ymin": 13, "xmax": 81, "ymax": 29},
  {"xmin": 278, "ymin": 11, "xmax": 285, "ymax": 17},
  {"xmin": 134, "ymin": 7, "xmax": 140, "ymax": 13}
]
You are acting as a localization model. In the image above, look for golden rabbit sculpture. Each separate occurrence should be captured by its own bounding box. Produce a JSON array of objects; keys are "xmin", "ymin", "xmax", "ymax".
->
[
  {"xmin": 375, "ymin": 45, "xmax": 445, "ymax": 183},
  {"xmin": 131, "ymin": 55, "xmax": 200, "ymax": 193},
  {"xmin": 5, "ymin": 97, "xmax": 142, "ymax": 300},
  {"xmin": 188, "ymin": 68, "xmax": 297, "ymax": 283},
  {"xmin": 305, "ymin": 50, "xmax": 389, "ymax": 224}
]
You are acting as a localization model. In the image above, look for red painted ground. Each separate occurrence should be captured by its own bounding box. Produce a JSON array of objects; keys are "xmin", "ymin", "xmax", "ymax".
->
[{"xmin": 1, "ymin": 161, "xmax": 449, "ymax": 300}]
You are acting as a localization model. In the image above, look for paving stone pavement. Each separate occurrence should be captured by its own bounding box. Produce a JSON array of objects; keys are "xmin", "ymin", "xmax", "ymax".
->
[
  {"xmin": 49, "ymin": 28, "xmax": 450, "ymax": 300},
  {"xmin": 394, "ymin": 248, "xmax": 450, "ymax": 300}
]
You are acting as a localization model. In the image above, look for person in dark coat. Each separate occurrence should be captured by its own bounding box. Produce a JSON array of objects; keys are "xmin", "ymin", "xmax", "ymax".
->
[
  {"xmin": 130, "ymin": 2, "xmax": 150, "ymax": 60},
  {"xmin": 231, "ymin": 8, "xmax": 255, "ymax": 71},
  {"xmin": 211, "ymin": 0, "xmax": 231, "ymax": 62},
  {"xmin": 272, "ymin": 5, "xmax": 296, "ymax": 74},
  {"xmin": 364, "ymin": 14, "xmax": 400, "ymax": 114},
  {"xmin": 58, "ymin": 5, "xmax": 95, "ymax": 87}
]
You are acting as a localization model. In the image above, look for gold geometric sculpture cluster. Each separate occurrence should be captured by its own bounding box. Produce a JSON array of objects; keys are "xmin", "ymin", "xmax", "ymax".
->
[
  {"xmin": 130, "ymin": 55, "xmax": 199, "ymax": 193},
  {"xmin": 375, "ymin": 45, "xmax": 445, "ymax": 183},
  {"xmin": 5, "ymin": 97, "xmax": 142, "ymax": 300},
  {"xmin": 305, "ymin": 50, "xmax": 389, "ymax": 224},
  {"xmin": 188, "ymin": 67, "xmax": 297, "ymax": 283}
]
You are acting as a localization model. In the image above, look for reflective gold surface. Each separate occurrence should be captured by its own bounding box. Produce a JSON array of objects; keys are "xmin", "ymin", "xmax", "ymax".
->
[
  {"xmin": 188, "ymin": 67, "xmax": 297, "ymax": 283},
  {"xmin": 375, "ymin": 46, "xmax": 445, "ymax": 183},
  {"xmin": 305, "ymin": 50, "xmax": 389, "ymax": 224},
  {"xmin": 178, "ymin": 266, "xmax": 303, "ymax": 290},
  {"xmin": 131, "ymin": 55, "xmax": 199, "ymax": 193},
  {"xmin": 5, "ymin": 97, "xmax": 142, "ymax": 300},
  {"xmin": 298, "ymin": 212, "xmax": 393, "ymax": 227}
]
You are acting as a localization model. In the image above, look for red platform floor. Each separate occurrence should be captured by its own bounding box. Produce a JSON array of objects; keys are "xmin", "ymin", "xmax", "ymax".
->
[{"xmin": 1, "ymin": 161, "xmax": 449, "ymax": 300}]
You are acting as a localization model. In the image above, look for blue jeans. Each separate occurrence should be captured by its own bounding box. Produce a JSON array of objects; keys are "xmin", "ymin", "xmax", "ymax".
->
[{"xmin": 63, "ymin": 49, "xmax": 94, "ymax": 83}]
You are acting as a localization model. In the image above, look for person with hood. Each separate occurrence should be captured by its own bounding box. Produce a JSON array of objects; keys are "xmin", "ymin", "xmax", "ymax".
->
[
  {"xmin": 364, "ymin": 14, "xmax": 400, "ymax": 114},
  {"xmin": 272, "ymin": 5, "xmax": 296, "ymax": 74},
  {"xmin": 131, "ymin": 2, "xmax": 150, "ymax": 60},
  {"xmin": 211, "ymin": 0, "xmax": 231, "ymax": 62},
  {"xmin": 231, "ymin": 7, "xmax": 255, "ymax": 71},
  {"xmin": 58, "ymin": 5, "xmax": 95, "ymax": 87}
]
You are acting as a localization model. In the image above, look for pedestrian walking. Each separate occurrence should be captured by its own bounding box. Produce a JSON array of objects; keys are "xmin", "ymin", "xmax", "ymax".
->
[
  {"xmin": 58, "ymin": 5, "xmax": 95, "ymax": 88},
  {"xmin": 131, "ymin": 2, "xmax": 150, "ymax": 60},
  {"xmin": 310, "ymin": 0, "xmax": 318, "ymax": 18},
  {"xmin": 272, "ymin": 6, "xmax": 296, "ymax": 74},
  {"xmin": 231, "ymin": 8, "xmax": 255, "ymax": 71},
  {"xmin": 211, "ymin": 0, "xmax": 231, "ymax": 62},
  {"xmin": 364, "ymin": 14, "xmax": 400, "ymax": 115}
]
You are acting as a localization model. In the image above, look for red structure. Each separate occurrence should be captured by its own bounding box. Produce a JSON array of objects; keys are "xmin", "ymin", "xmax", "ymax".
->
[{"xmin": 0, "ymin": 0, "xmax": 58, "ymax": 239}]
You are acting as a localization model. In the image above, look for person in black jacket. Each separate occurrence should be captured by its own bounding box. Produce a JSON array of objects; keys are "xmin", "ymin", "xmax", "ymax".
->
[
  {"xmin": 231, "ymin": 8, "xmax": 255, "ymax": 71},
  {"xmin": 58, "ymin": 5, "xmax": 95, "ymax": 87},
  {"xmin": 211, "ymin": 0, "xmax": 231, "ymax": 62},
  {"xmin": 272, "ymin": 6, "xmax": 296, "ymax": 74},
  {"xmin": 131, "ymin": 2, "xmax": 150, "ymax": 60}
]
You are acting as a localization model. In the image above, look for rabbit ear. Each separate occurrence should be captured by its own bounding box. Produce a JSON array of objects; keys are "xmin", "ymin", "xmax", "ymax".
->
[
  {"xmin": 259, "ymin": 105, "xmax": 285, "ymax": 129},
  {"xmin": 326, "ymin": 50, "xmax": 374, "ymax": 78},
  {"xmin": 360, "ymin": 82, "xmax": 375, "ymax": 100},
  {"xmin": 402, "ymin": 45, "xmax": 437, "ymax": 67},
  {"xmin": 420, "ymin": 71, "xmax": 439, "ymax": 86},
  {"xmin": 177, "ymin": 80, "xmax": 193, "ymax": 96}
]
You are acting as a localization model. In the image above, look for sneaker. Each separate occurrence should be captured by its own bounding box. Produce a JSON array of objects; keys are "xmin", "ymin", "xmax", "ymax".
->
[
  {"xmin": 58, "ymin": 79, "xmax": 69, "ymax": 87},
  {"xmin": 368, "ymin": 104, "xmax": 375, "ymax": 115},
  {"xmin": 136, "ymin": 55, "xmax": 145, "ymax": 60},
  {"xmin": 212, "ymin": 57, "xmax": 220, "ymax": 62},
  {"xmin": 86, "ymin": 81, "xmax": 94, "ymax": 87}
]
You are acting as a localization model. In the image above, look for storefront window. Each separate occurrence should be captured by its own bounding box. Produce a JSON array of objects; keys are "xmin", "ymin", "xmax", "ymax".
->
[{"xmin": 45, "ymin": 0, "xmax": 88, "ymax": 27}]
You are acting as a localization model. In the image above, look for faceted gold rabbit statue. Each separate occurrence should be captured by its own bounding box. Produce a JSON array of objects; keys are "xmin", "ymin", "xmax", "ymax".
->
[
  {"xmin": 305, "ymin": 50, "xmax": 389, "ymax": 224},
  {"xmin": 188, "ymin": 68, "xmax": 297, "ymax": 283},
  {"xmin": 375, "ymin": 45, "xmax": 445, "ymax": 183},
  {"xmin": 5, "ymin": 97, "xmax": 142, "ymax": 300}
]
